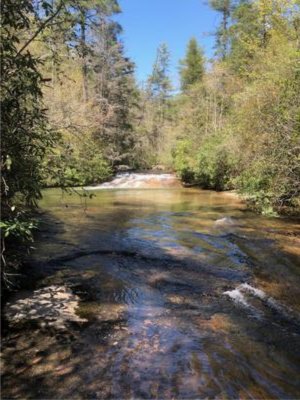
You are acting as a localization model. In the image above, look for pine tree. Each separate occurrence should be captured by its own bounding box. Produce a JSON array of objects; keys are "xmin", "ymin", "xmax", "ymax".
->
[
  {"xmin": 91, "ymin": 18, "xmax": 138, "ymax": 166},
  {"xmin": 144, "ymin": 43, "xmax": 172, "ymax": 155},
  {"xmin": 71, "ymin": 0, "xmax": 121, "ymax": 102},
  {"xmin": 179, "ymin": 38, "xmax": 205, "ymax": 90},
  {"xmin": 147, "ymin": 43, "xmax": 172, "ymax": 101},
  {"xmin": 210, "ymin": 0, "xmax": 233, "ymax": 60}
]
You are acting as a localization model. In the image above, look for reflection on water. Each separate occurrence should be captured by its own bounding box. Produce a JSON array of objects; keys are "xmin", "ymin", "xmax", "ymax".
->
[{"xmin": 2, "ymin": 185, "xmax": 300, "ymax": 399}]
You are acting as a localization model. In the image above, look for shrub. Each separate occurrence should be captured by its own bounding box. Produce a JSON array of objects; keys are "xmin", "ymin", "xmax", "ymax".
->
[{"xmin": 172, "ymin": 139, "xmax": 196, "ymax": 183}]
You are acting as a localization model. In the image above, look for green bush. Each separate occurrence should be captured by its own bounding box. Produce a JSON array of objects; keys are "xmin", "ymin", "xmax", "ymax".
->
[
  {"xmin": 0, "ymin": 212, "xmax": 37, "ymax": 288},
  {"xmin": 0, "ymin": 215, "xmax": 36, "ymax": 242},
  {"xmin": 44, "ymin": 144, "xmax": 113, "ymax": 187},
  {"xmin": 172, "ymin": 139, "xmax": 196, "ymax": 183},
  {"xmin": 79, "ymin": 155, "xmax": 112, "ymax": 186},
  {"xmin": 234, "ymin": 157, "xmax": 298, "ymax": 215},
  {"xmin": 196, "ymin": 144, "xmax": 232, "ymax": 191},
  {"xmin": 172, "ymin": 134, "xmax": 235, "ymax": 190}
]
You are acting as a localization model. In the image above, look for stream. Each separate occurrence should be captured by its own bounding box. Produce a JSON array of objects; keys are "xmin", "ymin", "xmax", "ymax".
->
[{"xmin": 2, "ymin": 173, "xmax": 300, "ymax": 399}]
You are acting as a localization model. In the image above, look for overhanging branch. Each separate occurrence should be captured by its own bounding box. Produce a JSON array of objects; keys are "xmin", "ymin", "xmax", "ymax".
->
[{"xmin": 15, "ymin": 1, "xmax": 64, "ymax": 57}]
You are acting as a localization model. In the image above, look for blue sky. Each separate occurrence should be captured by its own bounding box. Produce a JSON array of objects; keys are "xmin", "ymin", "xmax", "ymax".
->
[{"xmin": 116, "ymin": 0, "xmax": 219, "ymax": 89}]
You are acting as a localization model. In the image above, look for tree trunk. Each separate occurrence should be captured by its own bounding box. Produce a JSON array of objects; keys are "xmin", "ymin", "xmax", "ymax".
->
[{"xmin": 80, "ymin": 16, "xmax": 89, "ymax": 102}]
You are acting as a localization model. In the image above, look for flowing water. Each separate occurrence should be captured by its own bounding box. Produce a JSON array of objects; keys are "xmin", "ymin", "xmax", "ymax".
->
[{"xmin": 2, "ymin": 174, "xmax": 300, "ymax": 399}]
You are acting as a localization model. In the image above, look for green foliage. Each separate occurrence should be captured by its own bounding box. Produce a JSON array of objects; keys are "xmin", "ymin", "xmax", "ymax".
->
[
  {"xmin": 171, "ymin": 0, "xmax": 300, "ymax": 214},
  {"xmin": 44, "ymin": 139, "xmax": 112, "ymax": 187},
  {"xmin": 172, "ymin": 140, "xmax": 196, "ymax": 183},
  {"xmin": 0, "ymin": 210, "xmax": 38, "ymax": 289},
  {"xmin": 209, "ymin": 0, "xmax": 233, "ymax": 59},
  {"xmin": 195, "ymin": 142, "xmax": 232, "ymax": 191},
  {"xmin": 137, "ymin": 43, "xmax": 173, "ymax": 163},
  {"xmin": 0, "ymin": 217, "xmax": 36, "ymax": 242},
  {"xmin": 59, "ymin": 152, "xmax": 112, "ymax": 187},
  {"xmin": 91, "ymin": 27, "xmax": 139, "ymax": 166},
  {"xmin": 180, "ymin": 38, "xmax": 205, "ymax": 90},
  {"xmin": 1, "ymin": 1, "xmax": 56, "ymax": 209},
  {"xmin": 229, "ymin": 0, "xmax": 263, "ymax": 76},
  {"xmin": 0, "ymin": 0, "xmax": 59, "ymax": 286},
  {"xmin": 147, "ymin": 43, "xmax": 172, "ymax": 100},
  {"xmin": 36, "ymin": 0, "xmax": 140, "ymax": 170},
  {"xmin": 173, "ymin": 134, "xmax": 235, "ymax": 191}
]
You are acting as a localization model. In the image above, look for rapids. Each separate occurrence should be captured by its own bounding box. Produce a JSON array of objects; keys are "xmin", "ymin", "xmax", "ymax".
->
[{"xmin": 2, "ymin": 173, "xmax": 300, "ymax": 399}]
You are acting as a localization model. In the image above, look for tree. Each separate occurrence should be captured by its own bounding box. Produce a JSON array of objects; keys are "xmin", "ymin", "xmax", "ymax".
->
[
  {"xmin": 90, "ymin": 17, "xmax": 139, "ymax": 166},
  {"xmin": 0, "ymin": 0, "xmax": 58, "ymax": 285},
  {"xmin": 0, "ymin": 0, "xmax": 60, "ymax": 207},
  {"xmin": 144, "ymin": 43, "xmax": 172, "ymax": 154},
  {"xmin": 227, "ymin": 0, "xmax": 299, "ymax": 76},
  {"xmin": 70, "ymin": 0, "xmax": 121, "ymax": 101},
  {"xmin": 173, "ymin": 0, "xmax": 300, "ymax": 213},
  {"xmin": 33, "ymin": 0, "xmax": 139, "ymax": 172},
  {"xmin": 209, "ymin": 0, "xmax": 234, "ymax": 59},
  {"xmin": 147, "ymin": 43, "xmax": 172, "ymax": 102},
  {"xmin": 147, "ymin": 43, "xmax": 172, "ymax": 131},
  {"xmin": 179, "ymin": 37, "xmax": 205, "ymax": 90}
]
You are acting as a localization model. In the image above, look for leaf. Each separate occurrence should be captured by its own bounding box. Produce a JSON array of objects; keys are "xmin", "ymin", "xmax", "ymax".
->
[{"xmin": 6, "ymin": 155, "xmax": 12, "ymax": 170}]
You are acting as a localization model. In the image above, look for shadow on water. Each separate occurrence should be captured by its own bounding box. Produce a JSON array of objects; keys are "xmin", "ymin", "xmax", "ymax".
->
[{"xmin": 2, "ymin": 187, "xmax": 300, "ymax": 399}]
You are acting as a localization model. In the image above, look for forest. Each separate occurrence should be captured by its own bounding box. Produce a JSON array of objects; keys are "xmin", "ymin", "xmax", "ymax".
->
[{"xmin": 1, "ymin": 2, "xmax": 300, "ymax": 399}]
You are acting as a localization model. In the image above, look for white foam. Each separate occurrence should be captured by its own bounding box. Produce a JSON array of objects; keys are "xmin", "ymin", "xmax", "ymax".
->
[
  {"xmin": 242, "ymin": 284, "xmax": 295, "ymax": 319},
  {"xmin": 224, "ymin": 286, "xmax": 264, "ymax": 319},
  {"xmin": 240, "ymin": 283, "xmax": 286, "ymax": 314},
  {"xmin": 224, "ymin": 283, "xmax": 297, "ymax": 322},
  {"xmin": 240, "ymin": 283, "xmax": 266, "ymax": 299},
  {"xmin": 224, "ymin": 288, "xmax": 250, "ymax": 308}
]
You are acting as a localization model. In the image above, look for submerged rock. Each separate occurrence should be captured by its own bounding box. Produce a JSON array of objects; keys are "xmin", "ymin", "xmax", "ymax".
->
[
  {"xmin": 214, "ymin": 217, "xmax": 236, "ymax": 227},
  {"xmin": 5, "ymin": 285, "xmax": 87, "ymax": 330}
]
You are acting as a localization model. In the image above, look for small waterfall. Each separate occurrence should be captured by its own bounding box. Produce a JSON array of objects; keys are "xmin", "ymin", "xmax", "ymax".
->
[{"xmin": 85, "ymin": 173, "xmax": 181, "ymax": 190}]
